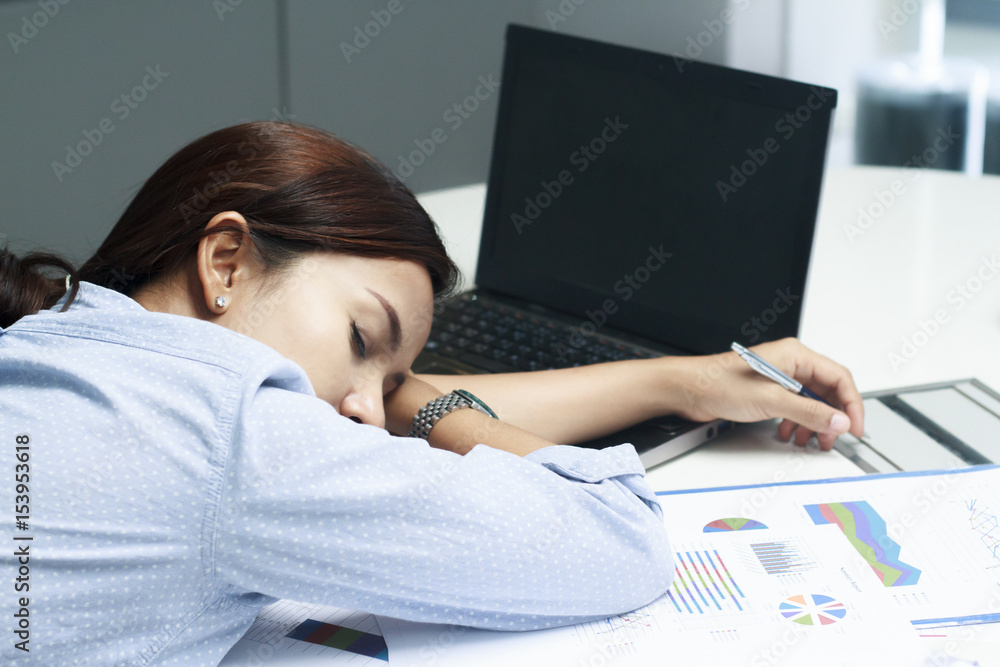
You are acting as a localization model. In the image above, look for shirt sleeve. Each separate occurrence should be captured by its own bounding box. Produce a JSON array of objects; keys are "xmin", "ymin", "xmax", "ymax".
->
[{"xmin": 214, "ymin": 383, "xmax": 674, "ymax": 631}]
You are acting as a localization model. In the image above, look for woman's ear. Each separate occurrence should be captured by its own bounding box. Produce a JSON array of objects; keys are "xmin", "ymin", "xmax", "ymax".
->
[{"xmin": 197, "ymin": 211, "xmax": 253, "ymax": 317}]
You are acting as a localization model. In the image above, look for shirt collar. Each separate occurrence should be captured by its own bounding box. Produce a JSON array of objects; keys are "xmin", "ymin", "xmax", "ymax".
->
[{"xmin": 50, "ymin": 280, "xmax": 149, "ymax": 315}]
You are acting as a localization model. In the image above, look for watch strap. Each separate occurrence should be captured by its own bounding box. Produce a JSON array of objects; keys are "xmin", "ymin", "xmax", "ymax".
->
[{"xmin": 408, "ymin": 390, "xmax": 496, "ymax": 440}]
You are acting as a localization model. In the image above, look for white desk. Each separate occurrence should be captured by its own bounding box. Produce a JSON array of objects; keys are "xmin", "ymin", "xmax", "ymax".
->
[{"xmin": 417, "ymin": 166, "xmax": 1000, "ymax": 489}]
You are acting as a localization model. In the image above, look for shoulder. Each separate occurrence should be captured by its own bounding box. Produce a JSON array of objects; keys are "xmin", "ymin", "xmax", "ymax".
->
[{"xmin": 7, "ymin": 280, "xmax": 317, "ymax": 397}]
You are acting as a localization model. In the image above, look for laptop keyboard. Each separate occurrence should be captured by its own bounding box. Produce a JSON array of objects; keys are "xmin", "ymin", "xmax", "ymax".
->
[
  {"xmin": 421, "ymin": 293, "xmax": 703, "ymax": 442},
  {"xmin": 425, "ymin": 294, "xmax": 659, "ymax": 373}
]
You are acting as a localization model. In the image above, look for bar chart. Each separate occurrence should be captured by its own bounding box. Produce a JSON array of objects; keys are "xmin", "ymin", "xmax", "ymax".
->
[
  {"xmin": 749, "ymin": 538, "xmax": 819, "ymax": 576},
  {"xmin": 666, "ymin": 549, "xmax": 747, "ymax": 616}
]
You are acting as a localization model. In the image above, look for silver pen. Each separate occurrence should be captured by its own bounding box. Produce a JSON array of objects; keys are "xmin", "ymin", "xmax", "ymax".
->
[
  {"xmin": 731, "ymin": 342, "xmax": 828, "ymax": 403},
  {"xmin": 731, "ymin": 341, "xmax": 872, "ymax": 445}
]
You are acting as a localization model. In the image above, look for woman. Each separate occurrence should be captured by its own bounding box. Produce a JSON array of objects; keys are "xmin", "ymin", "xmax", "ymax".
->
[{"xmin": 0, "ymin": 122, "xmax": 863, "ymax": 666}]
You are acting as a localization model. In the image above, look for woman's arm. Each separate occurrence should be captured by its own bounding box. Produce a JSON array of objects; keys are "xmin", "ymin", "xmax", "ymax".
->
[
  {"xmin": 416, "ymin": 337, "xmax": 866, "ymax": 450},
  {"xmin": 219, "ymin": 382, "xmax": 674, "ymax": 632},
  {"xmin": 417, "ymin": 357, "xmax": 689, "ymax": 444}
]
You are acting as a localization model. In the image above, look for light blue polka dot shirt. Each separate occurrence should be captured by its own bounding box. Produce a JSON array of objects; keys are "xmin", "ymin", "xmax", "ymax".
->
[{"xmin": 0, "ymin": 281, "xmax": 674, "ymax": 666}]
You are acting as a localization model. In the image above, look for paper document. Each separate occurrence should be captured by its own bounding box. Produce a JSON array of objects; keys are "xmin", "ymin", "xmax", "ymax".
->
[
  {"xmin": 654, "ymin": 463, "xmax": 1000, "ymax": 633},
  {"xmin": 379, "ymin": 525, "xmax": 924, "ymax": 666},
  {"xmin": 219, "ymin": 599, "xmax": 387, "ymax": 665}
]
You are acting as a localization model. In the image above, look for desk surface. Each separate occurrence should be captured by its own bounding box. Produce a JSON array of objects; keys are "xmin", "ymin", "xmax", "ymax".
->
[{"xmin": 416, "ymin": 166, "xmax": 1000, "ymax": 488}]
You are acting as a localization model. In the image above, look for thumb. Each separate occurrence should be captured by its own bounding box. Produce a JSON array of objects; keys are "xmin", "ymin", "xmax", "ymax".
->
[{"xmin": 777, "ymin": 392, "xmax": 852, "ymax": 436}]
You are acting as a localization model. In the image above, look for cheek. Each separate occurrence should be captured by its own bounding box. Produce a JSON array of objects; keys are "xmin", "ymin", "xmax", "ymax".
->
[{"xmin": 271, "ymin": 310, "xmax": 353, "ymax": 402}]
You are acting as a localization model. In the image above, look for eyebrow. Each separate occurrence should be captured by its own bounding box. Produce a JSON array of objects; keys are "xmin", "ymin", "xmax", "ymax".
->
[{"xmin": 366, "ymin": 288, "xmax": 402, "ymax": 353}]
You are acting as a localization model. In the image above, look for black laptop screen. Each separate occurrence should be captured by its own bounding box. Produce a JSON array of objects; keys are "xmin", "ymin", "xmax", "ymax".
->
[{"xmin": 476, "ymin": 26, "xmax": 836, "ymax": 355}]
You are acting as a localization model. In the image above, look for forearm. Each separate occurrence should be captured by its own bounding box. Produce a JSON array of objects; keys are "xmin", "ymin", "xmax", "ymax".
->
[
  {"xmin": 428, "ymin": 408, "xmax": 556, "ymax": 456},
  {"xmin": 416, "ymin": 356, "xmax": 700, "ymax": 444},
  {"xmin": 384, "ymin": 373, "xmax": 559, "ymax": 456}
]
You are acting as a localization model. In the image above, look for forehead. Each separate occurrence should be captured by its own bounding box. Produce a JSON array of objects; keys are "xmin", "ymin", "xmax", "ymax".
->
[{"xmin": 302, "ymin": 253, "xmax": 434, "ymax": 325}]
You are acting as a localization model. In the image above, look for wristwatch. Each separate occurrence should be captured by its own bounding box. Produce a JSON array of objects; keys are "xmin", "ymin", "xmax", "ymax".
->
[{"xmin": 408, "ymin": 389, "xmax": 498, "ymax": 440}]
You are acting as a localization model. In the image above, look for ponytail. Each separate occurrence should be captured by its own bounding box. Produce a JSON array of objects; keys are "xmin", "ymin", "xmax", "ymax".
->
[{"xmin": 0, "ymin": 247, "xmax": 79, "ymax": 328}]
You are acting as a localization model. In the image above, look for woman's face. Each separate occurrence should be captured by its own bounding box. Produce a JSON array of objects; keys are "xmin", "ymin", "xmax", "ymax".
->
[
  {"xmin": 227, "ymin": 252, "xmax": 435, "ymax": 427},
  {"xmin": 132, "ymin": 211, "xmax": 438, "ymax": 428}
]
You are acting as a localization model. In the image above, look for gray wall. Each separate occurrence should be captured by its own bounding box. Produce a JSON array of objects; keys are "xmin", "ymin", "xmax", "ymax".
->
[{"xmin": 1, "ymin": 0, "xmax": 728, "ymax": 265}]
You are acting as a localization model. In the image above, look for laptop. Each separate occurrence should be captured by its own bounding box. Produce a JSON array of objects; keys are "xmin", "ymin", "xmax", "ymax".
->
[{"xmin": 412, "ymin": 24, "xmax": 838, "ymax": 468}]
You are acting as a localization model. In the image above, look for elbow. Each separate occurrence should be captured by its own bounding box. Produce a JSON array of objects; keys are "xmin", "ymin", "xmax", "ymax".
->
[{"xmin": 620, "ymin": 524, "xmax": 675, "ymax": 613}]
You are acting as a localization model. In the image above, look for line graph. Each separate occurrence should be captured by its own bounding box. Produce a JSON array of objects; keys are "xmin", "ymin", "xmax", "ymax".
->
[{"xmin": 966, "ymin": 499, "xmax": 1000, "ymax": 569}]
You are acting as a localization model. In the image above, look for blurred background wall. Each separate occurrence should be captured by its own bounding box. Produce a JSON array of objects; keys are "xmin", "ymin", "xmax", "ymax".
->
[{"xmin": 1, "ymin": 0, "xmax": 997, "ymax": 266}]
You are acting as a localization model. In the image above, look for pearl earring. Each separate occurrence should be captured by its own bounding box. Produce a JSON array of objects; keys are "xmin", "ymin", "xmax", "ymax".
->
[{"xmin": 215, "ymin": 296, "xmax": 228, "ymax": 309}]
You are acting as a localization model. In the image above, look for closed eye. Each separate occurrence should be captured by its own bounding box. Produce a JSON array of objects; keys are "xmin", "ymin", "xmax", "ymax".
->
[{"xmin": 351, "ymin": 322, "xmax": 367, "ymax": 360}]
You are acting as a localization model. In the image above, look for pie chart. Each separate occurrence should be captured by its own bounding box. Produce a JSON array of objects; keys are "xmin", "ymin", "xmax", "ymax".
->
[
  {"xmin": 779, "ymin": 594, "xmax": 848, "ymax": 626},
  {"xmin": 703, "ymin": 517, "xmax": 768, "ymax": 532}
]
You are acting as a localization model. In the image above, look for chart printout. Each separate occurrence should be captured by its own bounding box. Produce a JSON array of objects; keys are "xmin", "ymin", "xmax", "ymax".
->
[
  {"xmin": 654, "ymin": 464, "xmax": 1000, "ymax": 631},
  {"xmin": 218, "ymin": 599, "xmax": 387, "ymax": 665},
  {"xmin": 378, "ymin": 525, "xmax": 922, "ymax": 667}
]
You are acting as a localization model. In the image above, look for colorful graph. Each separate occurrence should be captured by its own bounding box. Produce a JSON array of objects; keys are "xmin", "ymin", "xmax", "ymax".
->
[
  {"xmin": 779, "ymin": 594, "xmax": 848, "ymax": 626},
  {"xmin": 575, "ymin": 604, "xmax": 663, "ymax": 656},
  {"xmin": 749, "ymin": 539, "xmax": 817, "ymax": 575},
  {"xmin": 805, "ymin": 501, "xmax": 922, "ymax": 586},
  {"xmin": 966, "ymin": 499, "xmax": 1000, "ymax": 569},
  {"xmin": 286, "ymin": 619, "xmax": 388, "ymax": 660},
  {"xmin": 704, "ymin": 517, "xmax": 768, "ymax": 532},
  {"xmin": 666, "ymin": 549, "xmax": 746, "ymax": 615},
  {"xmin": 220, "ymin": 600, "xmax": 388, "ymax": 665}
]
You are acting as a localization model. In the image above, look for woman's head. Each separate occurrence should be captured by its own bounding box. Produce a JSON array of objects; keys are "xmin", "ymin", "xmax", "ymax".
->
[
  {"xmin": 79, "ymin": 121, "xmax": 458, "ymax": 299},
  {"xmin": 1, "ymin": 121, "xmax": 460, "ymax": 426}
]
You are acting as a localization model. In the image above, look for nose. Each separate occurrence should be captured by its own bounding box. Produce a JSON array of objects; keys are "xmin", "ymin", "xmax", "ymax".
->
[{"xmin": 338, "ymin": 383, "xmax": 386, "ymax": 430}]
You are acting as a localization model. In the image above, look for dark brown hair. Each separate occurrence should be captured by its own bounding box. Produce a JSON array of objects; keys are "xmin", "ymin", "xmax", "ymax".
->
[{"xmin": 1, "ymin": 121, "xmax": 459, "ymax": 328}]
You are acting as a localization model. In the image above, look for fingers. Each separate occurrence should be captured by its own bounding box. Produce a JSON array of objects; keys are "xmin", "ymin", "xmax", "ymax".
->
[
  {"xmin": 778, "ymin": 418, "xmax": 797, "ymax": 441},
  {"xmin": 758, "ymin": 339, "xmax": 865, "ymax": 439},
  {"xmin": 781, "ymin": 340, "xmax": 865, "ymax": 438},
  {"xmin": 779, "ymin": 420, "xmax": 841, "ymax": 451},
  {"xmin": 769, "ymin": 388, "xmax": 852, "ymax": 451}
]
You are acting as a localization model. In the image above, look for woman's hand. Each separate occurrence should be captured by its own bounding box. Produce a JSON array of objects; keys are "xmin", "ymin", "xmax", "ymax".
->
[{"xmin": 675, "ymin": 338, "xmax": 864, "ymax": 450}]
